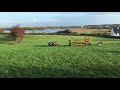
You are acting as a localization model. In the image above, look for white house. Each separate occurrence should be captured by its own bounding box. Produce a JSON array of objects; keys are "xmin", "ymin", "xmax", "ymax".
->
[
  {"xmin": 106, "ymin": 25, "xmax": 109, "ymax": 27},
  {"xmin": 111, "ymin": 27, "xmax": 120, "ymax": 36}
]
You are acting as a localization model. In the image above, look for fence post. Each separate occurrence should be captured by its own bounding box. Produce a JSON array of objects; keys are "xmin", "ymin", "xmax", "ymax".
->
[{"xmin": 69, "ymin": 40, "xmax": 72, "ymax": 46}]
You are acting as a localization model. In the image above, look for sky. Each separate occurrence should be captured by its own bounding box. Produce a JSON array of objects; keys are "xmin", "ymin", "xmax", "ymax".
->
[{"xmin": 1, "ymin": 12, "xmax": 120, "ymax": 27}]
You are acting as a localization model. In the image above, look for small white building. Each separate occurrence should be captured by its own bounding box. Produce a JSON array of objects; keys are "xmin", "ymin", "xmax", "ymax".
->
[
  {"xmin": 106, "ymin": 25, "xmax": 109, "ymax": 27},
  {"xmin": 111, "ymin": 27, "xmax": 120, "ymax": 36}
]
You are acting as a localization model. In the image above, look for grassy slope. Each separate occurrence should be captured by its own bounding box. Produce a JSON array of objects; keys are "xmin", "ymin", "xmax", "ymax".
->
[
  {"xmin": 70, "ymin": 29, "xmax": 110, "ymax": 34},
  {"xmin": 0, "ymin": 35, "xmax": 120, "ymax": 78}
]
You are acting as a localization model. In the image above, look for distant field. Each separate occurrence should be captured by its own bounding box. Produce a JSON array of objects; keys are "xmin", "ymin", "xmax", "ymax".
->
[
  {"xmin": 70, "ymin": 29, "xmax": 110, "ymax": 34},
  {"xmin": 0, "ymin": 35, "xmax": 120, "ymax": 78}
]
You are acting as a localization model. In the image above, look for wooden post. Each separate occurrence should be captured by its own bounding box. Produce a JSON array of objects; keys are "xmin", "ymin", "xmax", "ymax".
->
[{"xmin": 69, "ymin": 40, "xmax": 72, "ymax": 46}]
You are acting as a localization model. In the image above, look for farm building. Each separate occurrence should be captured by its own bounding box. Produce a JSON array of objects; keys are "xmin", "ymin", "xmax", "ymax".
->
[
  {"xmin": 80, "ymin": 26, "xmax": 84, "ymax": 27},
  {"xmin": 111, "ymin": 27, "xmax": 120, "ymax": 36}
]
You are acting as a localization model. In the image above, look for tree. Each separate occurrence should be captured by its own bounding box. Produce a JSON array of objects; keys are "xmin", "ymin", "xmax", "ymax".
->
[{"xmin": 10, "ymin": 25, "xmax": 25, "ymax": 42}]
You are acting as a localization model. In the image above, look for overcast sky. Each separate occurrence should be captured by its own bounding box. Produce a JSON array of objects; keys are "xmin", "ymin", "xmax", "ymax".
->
[{"xmin": 0, "ymin": 12, "xmax": 120, "ymax": 27}]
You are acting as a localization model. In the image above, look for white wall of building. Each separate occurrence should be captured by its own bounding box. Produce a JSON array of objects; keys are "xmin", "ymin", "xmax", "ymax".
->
[{"xmin": 111, "ymin": 29, "xmax": 120, "ymax": 36}]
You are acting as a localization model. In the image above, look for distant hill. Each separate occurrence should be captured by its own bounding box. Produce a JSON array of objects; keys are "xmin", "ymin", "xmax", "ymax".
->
[
  {"xmin": 83, "ymin": 24, "xmax": 120, "ymax": 29},
  {"xmin": 1, "ymin": 24, "xmax": 120, "ymax": 30}
]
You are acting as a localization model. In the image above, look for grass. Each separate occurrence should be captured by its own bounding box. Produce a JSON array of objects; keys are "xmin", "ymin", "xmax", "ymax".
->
[
  {"xmin": 70, "ymin": 29, "xmax": 110, "ymax": 34},
  {"xmin": 0, "ymin": 35, "xmax": 120, "ymax": 78}
]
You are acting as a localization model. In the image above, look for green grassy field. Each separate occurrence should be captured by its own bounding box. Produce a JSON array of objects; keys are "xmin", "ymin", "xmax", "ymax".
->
[{"xmin": 0, "ymin": 35, "xmax": 120, "ymax": 78}]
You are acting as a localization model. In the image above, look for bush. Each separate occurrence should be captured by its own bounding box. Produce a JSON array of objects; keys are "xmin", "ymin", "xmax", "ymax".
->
[
  {"xmin": 10, "ymin": 25, "xmax": 25, "ymax": 42},
  {"xmin": 0, "ymin": 29, "xmax": 4, "ymax": 34}
]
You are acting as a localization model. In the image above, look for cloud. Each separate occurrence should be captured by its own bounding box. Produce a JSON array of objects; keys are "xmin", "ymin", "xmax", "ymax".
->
[
  {"xmin": 32, "ymin": 13, "xmax": 88, "ymax": 17},
  {"xmin": 87, "ymin": 12, "xmax": 120, "ymax": 17},
  {"xmin": 0, "ymin": 20, "xmax": 16, "ymax": 23},
  {"xmin": 1, "ymin": 12, "xmax": 120, "ymax": 27},
  {"xmin": 33, "ymin": 17, "xmax": 38, "ymax": 23},
  {"xmin": 31, "ymin": 12, "xmax": 120, "ymax": 18},
  {"xmin": 47, "ymin": 18, "xmax": 59, "ymax": 22},
  {"xmin": 32, "ymin": 17, "xmax": 59, "ymax": 23},
  {"xmin": 104, "ymin": 14, "xmax": 120, "ymax": 16}
]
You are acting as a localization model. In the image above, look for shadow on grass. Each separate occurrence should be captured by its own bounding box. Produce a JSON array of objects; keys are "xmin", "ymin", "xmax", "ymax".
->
[
  {"xmin": 28, "ymin": 33, "xmax": 120, "ymax": 39},
  {"xmin": 97, "ymin": 50, "xmax": 120, "ymax": 53},
  {"xmin": 0, "ymin": 35, "xmax": 11, "ymax": 40},
  {"xmin": 90, "ymin": 35, "xmax": 120, "ymax": 39},
  {"xmin": 1, "ymin": 64, "xmax": 120, "ymax": 78},
  {"xmin": 34, "ymin": 45, "xmax": 70, "ymax": 47},
  {"xmin": 0, "ymin": 35, "xmax": 12, "ymax": 44}
]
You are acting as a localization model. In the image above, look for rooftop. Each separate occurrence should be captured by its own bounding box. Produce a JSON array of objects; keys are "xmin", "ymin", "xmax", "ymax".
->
[{"xmin": 112, "ymin": 27, "xmax": 120, "ymax": 33}]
